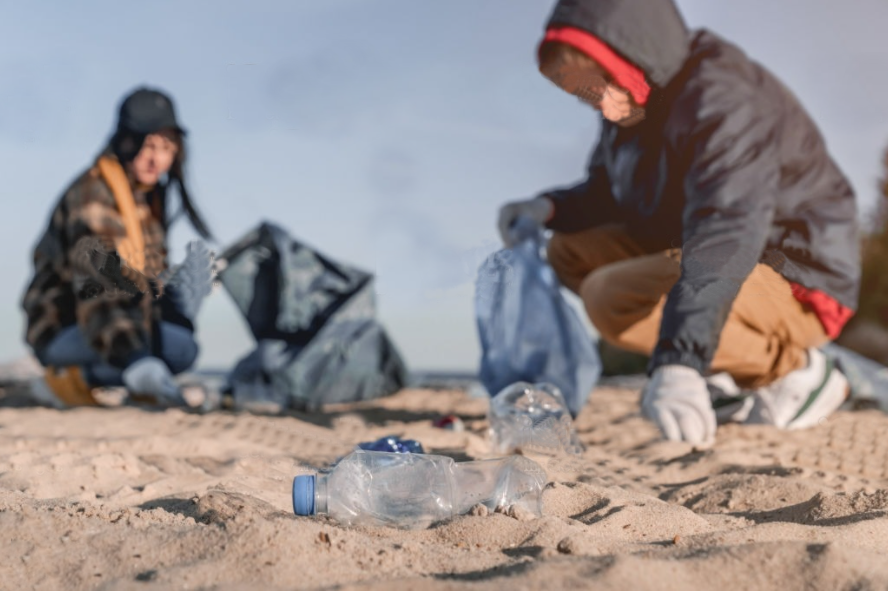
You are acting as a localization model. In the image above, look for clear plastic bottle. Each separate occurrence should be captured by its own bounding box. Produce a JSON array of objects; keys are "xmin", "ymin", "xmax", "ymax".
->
[
  {"xmin": 489, "ymin": 382, "xmax": 583, "ymax": 455},
  {"xmin": 292, "ymin": 450, "xmax": 547, "ymax": 529}
]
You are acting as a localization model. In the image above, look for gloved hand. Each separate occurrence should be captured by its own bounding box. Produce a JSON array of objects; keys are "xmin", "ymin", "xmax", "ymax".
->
[
  {"xmin": 641, "ymin": 365, "xmax": 717, "ymax": 446},
  {"xmin": 497, "ymin": 197, "xmax": 554, "ymax": 248},
  {"xmin": 122, "ymin": 356, "xmax": 182, "ymax": 402},
  {"xmin": 161, "ymin": 240, "xmax": 215, "ymax": 322}
]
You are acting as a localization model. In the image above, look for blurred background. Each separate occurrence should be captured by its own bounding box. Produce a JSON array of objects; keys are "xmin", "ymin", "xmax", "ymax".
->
[{"xmin": 2, "ymin": 0, "xmax": 887, "ymax": 373}]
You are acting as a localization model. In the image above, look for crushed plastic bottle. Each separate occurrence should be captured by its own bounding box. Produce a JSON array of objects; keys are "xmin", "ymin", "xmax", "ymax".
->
[
  {"xmin": 488, "ymin": 382, "xmax": 583, "ymax": 455},
  {"xmin": 356, "ymin": 435, "xmax": 424, "ymax": 454},
  {"xmin": 292, "ymin": 450, "xmax": 547, "ymax": 529}
]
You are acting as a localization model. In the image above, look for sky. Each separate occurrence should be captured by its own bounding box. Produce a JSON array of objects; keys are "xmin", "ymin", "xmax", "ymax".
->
[{"xmin": 1, "ymin": 0, "xmax": 887, "ymax": 372}]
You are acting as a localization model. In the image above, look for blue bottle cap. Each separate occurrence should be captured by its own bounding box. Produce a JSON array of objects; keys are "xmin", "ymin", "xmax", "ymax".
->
[{"xmin": 292, "ymin": 475, "xmax": 316, "ymax": 516}]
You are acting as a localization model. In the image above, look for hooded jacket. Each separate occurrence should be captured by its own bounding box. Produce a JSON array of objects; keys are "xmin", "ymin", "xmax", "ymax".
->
[{"xmin": 539, "ymin": 0, "xmax": 860, "ymax": 375}]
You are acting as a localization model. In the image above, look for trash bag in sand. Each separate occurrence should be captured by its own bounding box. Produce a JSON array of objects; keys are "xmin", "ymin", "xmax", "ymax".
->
[{"xmin": 216, "ymin": 222, "xmax": 408, "ymax": 411}]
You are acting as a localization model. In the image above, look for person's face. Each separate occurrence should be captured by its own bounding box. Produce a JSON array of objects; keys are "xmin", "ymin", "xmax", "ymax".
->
[
  {"xmin": 130, "ymin": 129, "xmax": 180, "ymax": 186},
  {"xmin": 552, "ymin": 60, "xmax": 646, "ymax": 127}
]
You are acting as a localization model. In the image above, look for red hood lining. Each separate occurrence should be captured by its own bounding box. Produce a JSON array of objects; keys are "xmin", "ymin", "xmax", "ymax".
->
[{"xmin": 539, "ymin": 26, "xmax": 651, "ymax": 107}]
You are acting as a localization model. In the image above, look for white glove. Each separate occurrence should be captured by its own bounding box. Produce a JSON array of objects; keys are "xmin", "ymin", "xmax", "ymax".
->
[
  {"xmin": 641, "ymin": 365, "xmax": 717, "ymax": 446},
  {"xmin": 497, "ymin": 197, "xmax": 554, "ymax": 248},
  {"xmin": 122, "ymin": 356, "xmax": 182, "ymax": 402},
  {"xmin": 160, "ymin": 240, "xmax": 215, "ymax": 322}
]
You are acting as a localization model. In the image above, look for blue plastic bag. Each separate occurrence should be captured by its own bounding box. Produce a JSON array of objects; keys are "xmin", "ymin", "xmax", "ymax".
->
[
  {"xmin": 356, "ymin": 436, "xmax": 425, "ymax": 454},
  {"xmin": 475, "ymin": 217, "xmax": 601, "ymax": 417}
]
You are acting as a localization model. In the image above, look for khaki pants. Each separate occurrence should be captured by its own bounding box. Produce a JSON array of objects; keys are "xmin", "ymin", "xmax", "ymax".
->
[{"xmin": 547, "ymin": 225, "xmax": 828, "ymax": 388}]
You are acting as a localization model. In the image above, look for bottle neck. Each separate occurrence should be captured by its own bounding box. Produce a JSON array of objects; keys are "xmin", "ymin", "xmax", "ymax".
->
[{"xmin": 315, "ymin": 474, "xmax": 329, "ymax": 515}]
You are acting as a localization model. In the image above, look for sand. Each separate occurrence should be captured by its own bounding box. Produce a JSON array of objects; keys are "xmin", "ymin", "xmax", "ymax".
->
[{"xmin": 2, "ymin": 367, "xmax": 888, "ymax": 590}]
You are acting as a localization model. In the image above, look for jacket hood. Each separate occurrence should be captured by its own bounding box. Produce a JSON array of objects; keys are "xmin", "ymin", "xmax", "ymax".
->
[{"xmin": 544, "ymin": 0, "xmax": 691, "ymax": 89}]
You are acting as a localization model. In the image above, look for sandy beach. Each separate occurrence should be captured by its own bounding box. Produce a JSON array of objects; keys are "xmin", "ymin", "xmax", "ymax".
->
[{"xmin": 2, "ymin": 370, "xmax": 888, "ymax": 590}]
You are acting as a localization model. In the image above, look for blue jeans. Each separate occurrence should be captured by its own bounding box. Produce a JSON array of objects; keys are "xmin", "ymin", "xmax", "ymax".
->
[{"xmin": 39, "ymin": 323, "xmax": 199, "ymax": 387}]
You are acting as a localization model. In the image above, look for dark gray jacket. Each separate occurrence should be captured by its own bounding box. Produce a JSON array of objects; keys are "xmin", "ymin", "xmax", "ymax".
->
[{"xmin": 540, "ymin": 0, "xmax": 860, "ymax": 374}]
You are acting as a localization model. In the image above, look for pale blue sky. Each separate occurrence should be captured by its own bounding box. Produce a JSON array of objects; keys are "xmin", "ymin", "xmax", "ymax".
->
[{"xmin": 2, "ymin": 1, "xmax": 887, "ymax": 371}]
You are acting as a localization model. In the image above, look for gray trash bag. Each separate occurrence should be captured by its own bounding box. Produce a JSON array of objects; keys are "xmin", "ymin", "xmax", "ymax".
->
[
  {"xmin": 475, "ymin": 216, "xmax": 601, "ymax": 418},
  {"xmin": 216, "ymin": 222, "xmax": 408, "ymax": 411}
]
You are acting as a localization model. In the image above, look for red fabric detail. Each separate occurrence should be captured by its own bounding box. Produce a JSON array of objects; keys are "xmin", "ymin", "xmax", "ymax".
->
[
  {"xmin": 790, "ymin": 282, "xmax": 854, "ymax": 339},
  {"xmin": 540, "ymin": 26, "xmax": 651, "ymax": 107}
]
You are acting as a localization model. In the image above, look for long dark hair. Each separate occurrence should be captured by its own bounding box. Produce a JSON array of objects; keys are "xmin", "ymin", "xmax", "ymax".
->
[{"xmin": 108, "ymin": 129, "xmax": 214, "ymax": 242}]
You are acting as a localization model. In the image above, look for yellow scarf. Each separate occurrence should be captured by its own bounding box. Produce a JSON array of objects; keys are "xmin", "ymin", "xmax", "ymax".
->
[{"xmin": 96, "ymin": 156, "xmax": 146, "ymax": 273}]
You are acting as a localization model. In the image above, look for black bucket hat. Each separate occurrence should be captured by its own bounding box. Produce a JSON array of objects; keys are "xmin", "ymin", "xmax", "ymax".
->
[{"xmin": 116, "ymin": 87, "xmax": 187, "ymax": 137}]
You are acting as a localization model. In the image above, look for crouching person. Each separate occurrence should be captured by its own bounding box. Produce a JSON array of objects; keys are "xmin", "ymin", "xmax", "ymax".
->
[
  {"xmin": 21, "ymin": 87, "xmax": 214, "ymax": 406},
  {"xmin": 498, "ymin": 0, "xmax": 860, "ymax": 445}
]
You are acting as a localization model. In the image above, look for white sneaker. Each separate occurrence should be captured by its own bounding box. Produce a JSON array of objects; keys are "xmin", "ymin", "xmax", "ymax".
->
[
  {"xmin": 745, "ymin": 348, "xmax": 850, "ymax": 429},
  {"xmin": 706, "ymin": 372, "xmax": 754, "ymax": 424}
]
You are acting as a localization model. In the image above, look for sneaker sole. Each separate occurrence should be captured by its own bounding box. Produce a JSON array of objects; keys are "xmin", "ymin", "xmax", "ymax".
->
[
  {"xmin": 713, "ymin": 394, "xmax": 754, "ymax": 424},
  {"xmin": 786, "ymin": 362, "xmax": 850, "ymax": 430}
]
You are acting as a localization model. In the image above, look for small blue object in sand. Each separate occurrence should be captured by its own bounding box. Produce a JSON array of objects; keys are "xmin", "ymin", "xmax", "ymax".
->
[{"xmin": 356, "ymin": 436, "xmax": 424, "ymax": 454}]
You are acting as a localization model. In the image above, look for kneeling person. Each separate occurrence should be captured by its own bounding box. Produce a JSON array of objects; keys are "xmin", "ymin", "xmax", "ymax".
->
[{"xmin": 498, "ymin": 0, "xmax": 859, "ymax": 445}]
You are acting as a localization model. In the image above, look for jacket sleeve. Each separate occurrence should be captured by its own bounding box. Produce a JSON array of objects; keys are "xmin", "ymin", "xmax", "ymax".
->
[
  {"xmin": 21, "ymin": 225, "xmax": 78, "ymax": 359},
  {"xmin": 540, "ymin": 131, "xmax": 621, "ymax": 233},
  {"xmin": 64, "ymin": 175, "xmax": 154, "ymax": 368},
  {"xmin": 649, "ymin": 89, "xmax": 780, "ymax": 374}
]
